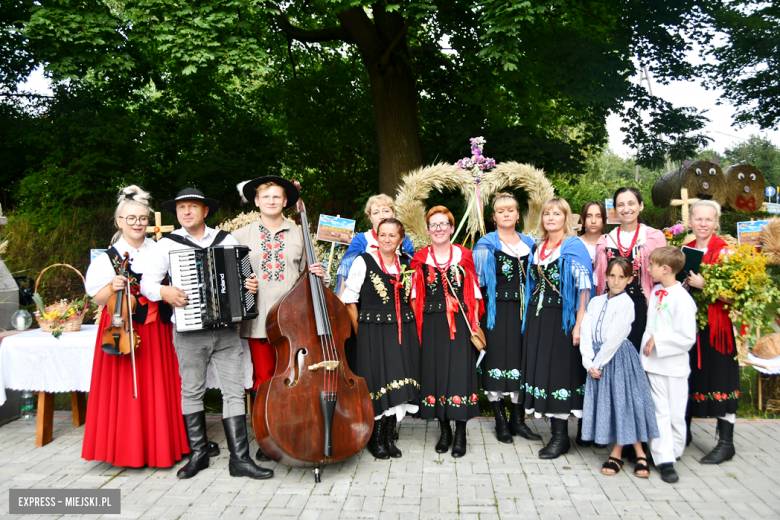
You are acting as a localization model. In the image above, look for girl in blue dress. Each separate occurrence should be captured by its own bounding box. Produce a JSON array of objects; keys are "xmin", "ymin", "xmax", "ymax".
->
[{"xmin": 580, "ymin": 256, "xmax": 659, "ymax": 477}]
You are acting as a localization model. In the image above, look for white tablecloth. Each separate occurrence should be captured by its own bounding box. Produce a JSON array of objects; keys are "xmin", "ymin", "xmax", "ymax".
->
[
  {"xmin": 0, "ymin": 325, "xmax": 254, "ymax": 406},
  {"xmin": 0, "ymin": 326, "xmax": 98, "ymax": 406}
]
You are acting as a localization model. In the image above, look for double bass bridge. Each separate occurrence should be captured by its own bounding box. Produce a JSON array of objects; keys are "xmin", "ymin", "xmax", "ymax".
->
[{"xmin": 308, "ymin": 360, "xmax": 340, "ymax": 372}]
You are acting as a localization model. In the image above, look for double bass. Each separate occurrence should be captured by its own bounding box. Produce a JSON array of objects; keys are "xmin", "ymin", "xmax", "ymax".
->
[{"xmin": 252, "ymin": 182, "xmax": 373, "ymax": 482}]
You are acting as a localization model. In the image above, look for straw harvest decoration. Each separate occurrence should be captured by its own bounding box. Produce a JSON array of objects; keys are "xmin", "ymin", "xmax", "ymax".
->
[
  {"xmin": 761, "ymin": 218, "xmax": 780, "ymax": 265},
  {"xmin": 395, "ymin": 152, "xmax": 554, "ymax": 246},
  {"xmin": 723, "ymin": 164, "xmax": 766, "ymax": 213}
]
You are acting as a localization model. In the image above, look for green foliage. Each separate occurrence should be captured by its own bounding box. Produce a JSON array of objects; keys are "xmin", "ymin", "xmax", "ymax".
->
[
  {"xmin": 695, "ymin": 244, "xmax": 780, "ymax": 346},
  {"xmin": 12, "ymin": 0, "xmax": 722, "ymax": 200},
  {"xmin": 724, "ymin": 135, "xmax": 780, "ymax": 188},
  {"xmin": 702, "ymin": 1, "xmax": 780, "ymax": 129},
  {"xmin": 3, "ymin": 208, "xmax": 116, "ymax": 304}
]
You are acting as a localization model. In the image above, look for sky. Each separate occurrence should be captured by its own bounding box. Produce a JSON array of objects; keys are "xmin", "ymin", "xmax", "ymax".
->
[{"xmin": 21, "ymin": 63, "xmax": 779, "ymax": 160}]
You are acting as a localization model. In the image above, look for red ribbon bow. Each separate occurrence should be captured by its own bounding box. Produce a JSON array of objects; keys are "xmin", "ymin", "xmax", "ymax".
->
[{"xmin": 655, "ymin": 289, "xmax": 668, "ymax": 305}]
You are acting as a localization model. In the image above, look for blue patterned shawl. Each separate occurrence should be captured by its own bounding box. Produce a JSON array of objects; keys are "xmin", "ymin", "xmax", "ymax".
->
[{"xmin": 522, "ymin": 236, "xmax": 593, "ymax": 334}]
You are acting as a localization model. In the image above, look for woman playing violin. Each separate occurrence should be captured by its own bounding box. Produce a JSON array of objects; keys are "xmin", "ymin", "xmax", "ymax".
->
[{"xmin": 82, "ymin": 186, "xmax": 196, "ymax": 467}]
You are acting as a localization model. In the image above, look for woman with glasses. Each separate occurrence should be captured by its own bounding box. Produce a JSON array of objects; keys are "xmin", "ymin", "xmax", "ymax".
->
[
  {"xmin": 683, "ymin": 200, "xmax": 739, "ymax": 464},
  {"xmin": 82, "ymin": 186, "xmax": 197, "ymax": 468},
  {"xmin": 411, "ymin": 206, "xmax": 483, "ymax": 457}
]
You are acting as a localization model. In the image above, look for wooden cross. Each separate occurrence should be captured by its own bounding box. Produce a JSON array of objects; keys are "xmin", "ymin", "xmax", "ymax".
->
[
  {"xmin": 146, "ymin": 211, "xmax": 175, "ymax": 241},
  {"xmin": 671, "ymin": 188, "xmax": 700, "ymax": 228},
  {"xmin": 572, "ymin": 214, "xmax": 582, "ymax": 233}
]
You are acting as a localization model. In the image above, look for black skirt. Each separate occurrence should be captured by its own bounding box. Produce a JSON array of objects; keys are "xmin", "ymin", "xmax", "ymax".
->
[
  {"xmin": 480, "ymin": 299, "xmax": 523, "ymax": 393},
  {"xmin": 688, "ymin": 325, "xmax": 740, "ymax": 417},
  {"xmin": 419, "ymin": 310, "xmax": 480, "ymax": 421},
  {"xmin": 521, "ymin": 304, "xmax": 586, "ymax": 415},
  {"xmin": 356, "ymin": 320, "xmax": 421, "ymax": 417}
]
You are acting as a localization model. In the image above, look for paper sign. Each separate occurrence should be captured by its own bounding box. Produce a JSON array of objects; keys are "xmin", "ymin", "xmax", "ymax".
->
[
  {"xmin": 90, "ymin": 249, "xmax": 107, "ymax": 263},
  {"xmin": 605, "ymin": 198, "xmax": 620, "ymax": 225},
  {"xmin": 766, "ymin": 203, "xmax": 780, "ymax": 214},
  {"xmin": 316, "ymin": 215, "xmax": 356, "ymax": 245},
  {"xmin": 736, "ymin": 220, "xmax": 769, "ymax": 247}
]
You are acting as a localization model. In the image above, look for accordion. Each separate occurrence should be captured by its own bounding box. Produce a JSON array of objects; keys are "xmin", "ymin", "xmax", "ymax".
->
[{"xmin": 169, "ymin": 245, "xmax": 258, "ymax": 332}]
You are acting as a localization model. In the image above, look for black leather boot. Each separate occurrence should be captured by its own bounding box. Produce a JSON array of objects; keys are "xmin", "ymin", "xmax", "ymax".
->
[
  {"xmin": 685, "ymin": 411, "xmax": 693, "ymax": 446},
  {"xmin": 385, "ymin": 416, "xmax": 402, "ymax": 458},
  {"xmin": 255, "ymin": 446, "xmax": 271, "ymax": 461},
  {"xmin": 701, "ymin": 419, "xmax": 735, "ymax": 464},
  {"xmin": 222, "ymin": 416, "xmax": 274, "ymax": 479},
  {"xmin": 451, "ymin": 421, "xmax": 467, "ymax": 458},
  {"xmin": 368, "ymin": 419, "xmax": 390, "ymax": 459},
  {"xmin": 538, "ymin": 418, "xmax": 570, "ymax": 459},
  {"xmin": 489, "ymin": 401, "xmax": 513, "ymax": 444},
  {"xmin": 435, "ymin": 419, "xmax": 453, "ymax": 453},
  {"xmin": 207, "ymin": 439, "xmax": 220, "ymax": 457},
  {"xmin": 509, "ymin": 402, "xmax": 541, "ymax": 440},
  {"xmin": 177, "ymin": 411, "xmax": 210, "ymax": 479},
  {"xmin": 576, "ymin": 418, "xmax": 592, "ymax": 447}
]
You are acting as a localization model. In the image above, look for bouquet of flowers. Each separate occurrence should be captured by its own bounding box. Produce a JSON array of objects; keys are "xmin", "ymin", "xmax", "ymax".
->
[
  {"xmin": 33, "ymin": 293, "xmax": 92, "ymax": 339},
  {"xmin": 695, "ymin": 244, "xmax": 780, "ymax": 345},
  {"xmin": 662, "ymin": 223, "xmax": 693, "ymax": 248}
]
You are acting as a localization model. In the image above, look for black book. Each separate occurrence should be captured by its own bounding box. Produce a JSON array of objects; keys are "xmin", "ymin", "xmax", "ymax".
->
[{"xmin": 678, "ymin": 245, "xmax": 705, "ymax": 283}]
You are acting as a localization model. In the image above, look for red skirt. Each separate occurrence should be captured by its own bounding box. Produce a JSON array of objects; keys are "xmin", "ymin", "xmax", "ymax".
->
[{"xmin": 81, "ymin": 309, "xmax": 189, "ymax": 467}]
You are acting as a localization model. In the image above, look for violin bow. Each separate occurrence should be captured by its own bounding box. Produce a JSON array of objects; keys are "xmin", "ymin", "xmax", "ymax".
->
[{"xmin": 126, "ymin": 273, "xmax": 138, "ymax": 399}]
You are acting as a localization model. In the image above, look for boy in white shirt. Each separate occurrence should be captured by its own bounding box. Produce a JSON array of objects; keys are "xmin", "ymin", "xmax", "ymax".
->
[{"xmin": 641, "ymin": 246, "xmax": 697, "ymax": 484}]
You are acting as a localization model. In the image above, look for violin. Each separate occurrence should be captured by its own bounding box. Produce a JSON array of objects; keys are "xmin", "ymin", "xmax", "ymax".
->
[
  {"xmin": 101, "ymin": 252, "xmax": 139, "ymax": 397},
  {"xmin": 253, "ymin": 181, "xmax": 373, "ymax": 482}
]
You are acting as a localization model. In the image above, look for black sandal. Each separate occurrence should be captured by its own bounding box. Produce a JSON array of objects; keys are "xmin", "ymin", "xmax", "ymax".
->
[
  {"xmin": 601, "ymin": 456, "xmax": 623, "ymax": 475},
  {"xmin": 634, "ymin": 457, "xmax": 650, "ymax": 478}
]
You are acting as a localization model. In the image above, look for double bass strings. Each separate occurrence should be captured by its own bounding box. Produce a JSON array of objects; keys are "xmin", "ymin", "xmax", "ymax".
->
[{"xmin": 300, "ymin": 210, "xmax": 338, "ymax": 404}]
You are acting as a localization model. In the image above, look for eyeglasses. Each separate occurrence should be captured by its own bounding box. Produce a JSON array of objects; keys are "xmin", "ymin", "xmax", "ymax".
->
[
  {"xmin": 692, "ymin": 218, "xmax": 716, "ymax": 225},
  {"xmin": 118, "ymin": 216, "xmax": 150, "ymax": 226},
  {"xmin": 428, "ymin": 222, "xmax": 451, "ymax": 230}
]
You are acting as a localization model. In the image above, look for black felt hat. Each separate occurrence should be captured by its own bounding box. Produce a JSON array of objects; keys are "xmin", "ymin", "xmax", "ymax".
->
[
  {"xmin": 161, "ymin": 188, "xmax": 220, "ymax": 217},
  {"xmin": 241, "ymin": 176, "xmax": 299, "ymax": 209}
]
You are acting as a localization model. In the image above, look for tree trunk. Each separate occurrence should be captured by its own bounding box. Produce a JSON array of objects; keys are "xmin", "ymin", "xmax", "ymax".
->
[
  {"xmin": 365, "ymin": 58, "xmax": 423, "ymax": 196},
  {"xmin": 339, "ymin": 7, "xmax": 423, "ymax": 196}
]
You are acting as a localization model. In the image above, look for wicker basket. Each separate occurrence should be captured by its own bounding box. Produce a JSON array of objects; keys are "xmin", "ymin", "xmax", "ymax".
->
[{"xmin": 34, "ymin": 263, "xmax": 90, "ymax": 334}]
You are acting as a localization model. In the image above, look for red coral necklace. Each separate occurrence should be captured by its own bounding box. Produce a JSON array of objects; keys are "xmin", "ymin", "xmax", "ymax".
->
[
  {"xmin": 538, "ymin": 237, "xmax": 562, "ymax": 262},
  {"xmin": 617, "ymin": 224, "xmax": 641, "ymax": 257}
]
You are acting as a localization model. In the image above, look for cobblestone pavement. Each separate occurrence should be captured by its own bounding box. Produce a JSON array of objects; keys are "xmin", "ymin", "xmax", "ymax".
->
[{"xmin": 1, "ymin": 414, "xmax": 779, "ymax": 519}]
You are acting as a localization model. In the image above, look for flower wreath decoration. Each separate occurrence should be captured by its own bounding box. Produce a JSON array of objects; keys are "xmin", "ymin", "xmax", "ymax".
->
[{"xmin": 395, "ymin": 138, "xmax": 555, "ymax": 247}]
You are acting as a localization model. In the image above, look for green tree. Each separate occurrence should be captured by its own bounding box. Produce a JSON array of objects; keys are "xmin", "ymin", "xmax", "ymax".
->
[
  {"xmin": 724, "ymin": 135, "xmax": 780, "ymax": 188},
  {"xmin": 703, "ymin": 1, "xmax": 780, "ymax": 130},
  {"xmin": 21, "ymin": 0, "xmax": 715, "ymax": 194}
]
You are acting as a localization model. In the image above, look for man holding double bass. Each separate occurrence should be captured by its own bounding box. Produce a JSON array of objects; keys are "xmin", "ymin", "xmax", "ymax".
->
[
  {"xmin": 231, "ymin": 176, "xmax": 327, "ymax": 461},
  {"xmin": 140, "ymin": 187, "xmax": 273, "ymax": 480}
]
